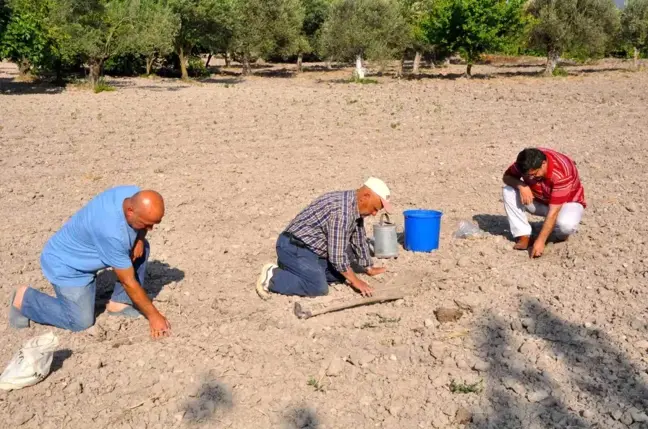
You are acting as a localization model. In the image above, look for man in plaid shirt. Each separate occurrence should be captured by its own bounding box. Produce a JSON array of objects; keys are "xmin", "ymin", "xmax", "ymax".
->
[
  {"xmin": 503, "ymin": 147, "xmax": 586, "ymax": 258},
  {"xmin": 256, "ymin": 178, "xmax": 393, "ymax": 298}
]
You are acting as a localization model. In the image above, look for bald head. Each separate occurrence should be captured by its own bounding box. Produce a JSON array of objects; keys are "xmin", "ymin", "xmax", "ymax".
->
[{"xmin": 124, "ymin": 190, "xmax": 165, "ymax": 231}]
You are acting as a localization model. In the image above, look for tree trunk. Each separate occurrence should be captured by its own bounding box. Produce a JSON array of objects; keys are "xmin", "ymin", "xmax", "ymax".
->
[
  {"xmin": 178, "ymin": 46, "xmax": 189, "ymax": 80},
  {"xmin": 17, "ymin": 58, "xmax": 32, "ymax": 79},
  {"xmin": 544, "ymin": 49, "xmax": 559, "ymax": 76},
  {"xmin": 89, "ymin": 59, "xmax": 102, "ymax": 88},
  {"xmin": 224, "ymin": 52, "xmax": 231, "ymax": 68},
  {"xmin": 325, "ymin": 59, "xmax": 332, "ymax": 70},
  {"xmin": 395, "ymin": 55, "xmax": 405, "ymax": 78},
  {"xmin": 466, "ymin": 63, "xmax": 472, "ymax": 78},
  {"xmin": 242, "ymin": 53, "xmax": 252, "ymax": 76},
  {"xmin": 413, "ymin": 51, "xmax": 422, "ymax": 75},
  {"xmin": 205, "ymin": 53, "xmax": 212, "ymax": 68},
  {"xmin": 296, "ymin": 53, "xmax": 303, "ymax": 73},
  {"xmin": 633, "ymin": 46, "xmax": 639, "ymax": 70},
  {"xmin": 54, "ymin": 58, "xmax": 64, "ymax": 85},
  {"xmin": 146, "ymin": 55, "xmax": 154, "ymax": 76},
  {"xmin": 354, "ymin": 54, "xmax": 365, "ymax": 80}
]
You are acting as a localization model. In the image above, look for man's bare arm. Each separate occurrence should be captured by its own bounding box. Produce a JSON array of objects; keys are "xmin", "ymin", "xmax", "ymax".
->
[
  {"xmin": 113, "ymin": 266, "xmax": 158, "ymax": 318},
  {"xmin": 113, "ymin": 266, "xmax": 170, "ymax": 337},
  {"xmin": 537, "ymin": 204, "xmax": 562, "ymax": 244},
  {"xmin": 339, "ymin": 268, "xmax": 373, "ymax": 297},
  {"xmin": 503, "ymin": 174, "xmax": 525, "ymax": 188}
]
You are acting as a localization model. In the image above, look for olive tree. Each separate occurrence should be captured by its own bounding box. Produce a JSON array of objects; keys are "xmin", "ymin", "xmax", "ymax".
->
[
  {"xmin": 528, "ymin": 0, "xmax": 620, "ymax": 76},
  {"xmin": 621, "ymin": 0, "xmax": 648, "ymax": 68},
  {"xmin": 425, "ymin": 0, "xmax": 528, "ymax": 77},
  {"xmin": 135, "ymin": 0, "xmax": 180, "ymax": 75},
  {"xmin": 398, "ymin": 0, "xmax": 433, "ymax": 74},
  {"xmin": 295, "ymin": 0, "xmax": 330, "ymax": 71},
  {"xmin": 169, "ymin": 0, "xmax": 233, "ymax": 80},
  {"xmin": 231, "ymin": 0, "xmax": 304, "ymax": 76},
  {"xmin": 0, "ymin": 0, "xmax": 66, "ymax": 78},
  {"xmin": 52, "ymin": 0, "xmax": 141, "ymax": 87},
  {"xmin": 319, "ymin": 0, "xmax": 408, "ymax": 79}
]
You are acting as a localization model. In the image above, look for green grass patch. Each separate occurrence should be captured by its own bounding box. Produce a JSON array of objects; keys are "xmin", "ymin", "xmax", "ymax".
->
[
  {"xmin": 450, "ymin": 379, "xmax": 484, "ymax": 394},
  {"xmin": 94, "ymin": 78, "xmax": 116, "ymax": 93},
  {"xmin": 552, "ymin": 66, "xmax": 568, "ymax": 77},
  {"xmin": 307, "ymin": 376, "xmax": 324, "ymax": 392},
  {"xmin": 349, "ymin": 76, "xmax": 379, "ymax": 84}
]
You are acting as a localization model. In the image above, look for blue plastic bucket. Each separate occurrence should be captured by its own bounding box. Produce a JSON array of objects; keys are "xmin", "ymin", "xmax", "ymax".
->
[{"xmin": 403, "ymin": 209, "xmax": 443, "ymax": 252}]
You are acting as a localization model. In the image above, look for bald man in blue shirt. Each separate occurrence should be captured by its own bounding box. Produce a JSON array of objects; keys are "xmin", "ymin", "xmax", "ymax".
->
[{"xmin": 9, "ymin": 186, "xmax": 171, "ymax": 339}]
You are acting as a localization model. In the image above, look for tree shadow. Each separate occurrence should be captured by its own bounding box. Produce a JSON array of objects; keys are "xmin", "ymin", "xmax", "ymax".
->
[
  {"xmin": 253, "ymin": 67, "xmax": 296, "ymax": 79},
  {"xmin": 0, "ymin": 77, "xmax": 65, "ymax": 95},
  {"xmin": 405, "ymin": 72, "xmax": 492, "ymax": 81},
  {"xmin": 300, "ymin": 64, "xmax": 346, "ymax": 73},
  {"xmin": 282, "ymin": 406, "xmax": 320, "ymax": 429},
  {"xmin": 484, "ymin": 63, "xmax": 545, "ymax": 69},
  {"xmin": 94, "ymin": 260, "xmax": 184, "ymax": 315},
  {"xmin": 573, "ymin": 67, "xmax": 630, "ymax": 75},
  {"xmin": 110, "ymin": 80, "xmax": 190, "ymax": 92},
  {"xmin": 199, "ymin": 76, "xmax": 243, "ymax": 85},
  {"xmin": 472, "ymin": 299, "xmax": 648, "ymax": 428},
  {"xmin": 493, "ymin": 70, "xmax": 545, "ymax": 78},
  {"xmin": 50, "ymin": 349, "xmax": 73, "ymax": 374},
  {"xmin": 182, "ymin": 376, "xmax": 233, "ymax": 424}
]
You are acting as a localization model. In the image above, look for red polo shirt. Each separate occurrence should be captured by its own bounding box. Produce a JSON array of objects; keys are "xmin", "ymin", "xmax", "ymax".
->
[{"xmin": 504, "ymin": 148, "xmax": 586, "ymax": 207}]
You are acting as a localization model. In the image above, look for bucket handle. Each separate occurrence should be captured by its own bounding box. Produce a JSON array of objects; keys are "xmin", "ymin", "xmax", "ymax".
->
[{"xmin": 379, "ymin": 213, "xmax": 392, "ymax": 225}]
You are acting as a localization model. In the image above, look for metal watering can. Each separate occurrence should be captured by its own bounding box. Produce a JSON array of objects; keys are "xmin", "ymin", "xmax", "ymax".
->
[{"xmin": 372, "ymin": 213, "xmax": 399, "ymax": 259}]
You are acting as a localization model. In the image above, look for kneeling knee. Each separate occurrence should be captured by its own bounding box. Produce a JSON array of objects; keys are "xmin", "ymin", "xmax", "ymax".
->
[
  {"xmin": 307, "ymin": 282, "xmax": 329, "ymax": 297},
  {"xmin": 68, "ymin": 311, "xmax": 95, "ymax": 332},
  {"xmin": 556, "ymin": 220, "xmax": 578, "ymax": 236}
]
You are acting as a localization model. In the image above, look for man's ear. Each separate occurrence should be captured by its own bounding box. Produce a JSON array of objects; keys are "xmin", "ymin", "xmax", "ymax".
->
[{"xmin": 359, "ymin": 189, "xmax": 371, "ymax": 201}]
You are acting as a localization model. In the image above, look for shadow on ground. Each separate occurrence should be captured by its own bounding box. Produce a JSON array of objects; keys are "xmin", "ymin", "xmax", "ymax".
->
[
  {"xmin": 282, "ymin": 406, "xmax": 320, "ymax": 429},
  {"xmin": 50, "ymin": 349, "xmax": 73, "ymax": 374},
  {"xmin": 181, "ymin": 375, "xmax": 233, "ymax": 424},
  {"xmin": 470, "ymin": 299, "xmax": 648, "ymax": 428},
  {"xmin": 0, "ymin": 77, "xmax": 65, "ymax": 95},
  {"xmin": 95, "ymin": 260, "xmax": 184, "ymax": 315}
]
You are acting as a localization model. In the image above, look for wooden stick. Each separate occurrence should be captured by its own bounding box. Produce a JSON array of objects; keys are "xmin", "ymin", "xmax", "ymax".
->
[{"xmin": 294, "ymin": 292, "xmax": 404, "ymax": 319}]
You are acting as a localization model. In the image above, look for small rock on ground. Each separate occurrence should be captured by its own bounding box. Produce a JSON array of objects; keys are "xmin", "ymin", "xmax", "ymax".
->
[
  {"xmin": 527, "ymin": 389, "xmax": 550, "ymax": 403},
  {"xmin": 434, "ymin": 308, "xmax": 463, "ymax": 323},
  {"xmin": 456, "ymin": 407, "xmax": 472, "ymax": 424},
  {"xmin": 326, "ymin": 357, "xmax": 343, "ymax": 377},
  {"xmin": 428, "ymin": 341, "xmax": 447, "ymax": 360}
]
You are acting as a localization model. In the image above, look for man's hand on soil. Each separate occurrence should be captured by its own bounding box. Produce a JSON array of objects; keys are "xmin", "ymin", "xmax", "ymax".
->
[
  {"xmin": 366, "ymin": 266, "xmax": 386, "ymax": 277},
  {"xmin": 149, "ymin": 312, "xmax": 171, "ymax": 339},
  {"xmin": 530, "ymin": 240, "xmax": 545, "ymax": 258},
  {"xmin": 351, "ymin": 279, "xmax": 374, "ymax": 297}
]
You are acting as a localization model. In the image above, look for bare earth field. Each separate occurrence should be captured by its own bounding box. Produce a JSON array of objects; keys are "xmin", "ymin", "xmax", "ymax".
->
[{"xmin": 1, "ymin": 58, "xmax": 648, "ymax": 429}]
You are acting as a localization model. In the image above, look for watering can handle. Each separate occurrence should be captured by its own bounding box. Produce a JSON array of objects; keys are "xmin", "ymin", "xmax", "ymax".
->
[{"xmin": 379, "ymin": 213, "xmax": 391, "ymax": 225}]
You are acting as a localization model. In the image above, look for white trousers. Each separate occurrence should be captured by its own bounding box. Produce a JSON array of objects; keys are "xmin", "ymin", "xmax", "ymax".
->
[{"xmin": 502, "ymin": 186, "xmax": 584, "ymax": 238}]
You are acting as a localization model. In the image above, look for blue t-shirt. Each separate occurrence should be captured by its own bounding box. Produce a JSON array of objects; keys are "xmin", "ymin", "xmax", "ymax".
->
[{"xmin": 40, "ymin": 185, "xmax": 141, "ymax": 287}]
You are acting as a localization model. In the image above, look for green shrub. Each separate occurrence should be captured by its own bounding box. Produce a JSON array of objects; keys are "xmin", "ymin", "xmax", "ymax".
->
[
  {"xmin": 552, "ymin": 65, "xmax": 568, "ymax": 77},
  {"xmin": 94, "ymin": 77, "xmax": 115, "ymax": 93},
  {"xmin": 188, "ymin": 56, "xmax": 210, "ymax": 78},
  {"xmin": 103, "ymin": 53, "xmax": 146, "ymax": 76}
]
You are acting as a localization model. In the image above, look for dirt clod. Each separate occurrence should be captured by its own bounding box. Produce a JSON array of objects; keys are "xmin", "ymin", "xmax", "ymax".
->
[{"xmin": 434, "ymin": 308, "xmax": 463, "ymax": 323}]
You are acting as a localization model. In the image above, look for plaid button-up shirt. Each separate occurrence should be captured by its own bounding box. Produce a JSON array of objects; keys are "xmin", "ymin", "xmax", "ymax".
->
[{"xmin": 285, "ymin": 190, "xmax": 373, "ymax": 273}]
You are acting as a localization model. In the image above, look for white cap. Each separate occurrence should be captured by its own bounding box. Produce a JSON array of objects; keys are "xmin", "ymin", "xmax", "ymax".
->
[{"xmin": 364, "ymin": 177, "xmax": 393, "ymax": 213}]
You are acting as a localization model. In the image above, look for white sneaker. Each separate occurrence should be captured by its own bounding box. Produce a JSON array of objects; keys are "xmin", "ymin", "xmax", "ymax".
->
[{"xmin": 256, "ymin": 263, "xmax": 277, "ymax": 300}]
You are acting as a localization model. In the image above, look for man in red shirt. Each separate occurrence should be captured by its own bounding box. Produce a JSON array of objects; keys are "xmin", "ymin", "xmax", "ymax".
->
[{"xmin": 502, "ymin": 148, "xmax": 586, "ymax": 258}]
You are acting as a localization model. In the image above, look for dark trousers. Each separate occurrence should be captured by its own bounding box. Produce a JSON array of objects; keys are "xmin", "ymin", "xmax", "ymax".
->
[{"xmin": 269, "ymin": 234, "xmax": 345, "ymax": 297}]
